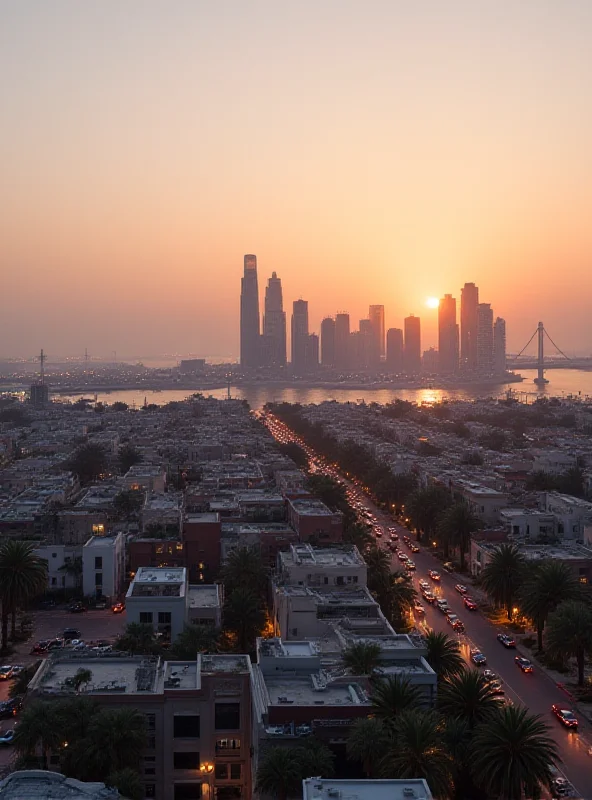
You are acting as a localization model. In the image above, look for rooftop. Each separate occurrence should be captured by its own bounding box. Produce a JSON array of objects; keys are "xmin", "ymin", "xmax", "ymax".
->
[
  {"xmin": 188, "ymin": 584, "xmax": 220, "ymax": 609},
  {"xmin": 290, "ymin": 498, "xmax": 335, "ymax": 516},
  {"xmin": 280, "ymin": 544, "xmax": 364, "ymax": 568},
  {"xmin": 266, "ymin": 675, "xmax": 369, "ymax": 707},
  {"xmin": 32, "ymin": 654, "xmax": 160, "ymax": 695},
  {"xmin": 164, "ymin": 660, "xmax": 199, "ymax": 690},
  {"xmin": 133, "ymin": 567, "xmax": 185, "ymax": 583},
  {"xmin": 0, "ymin": 771, "xmax": 120, "ymax": 799},
  {"xmin": 84, "ymin": 535, "xmax": 120, "ymax": 548},
  {"xmin": 302, "ymin": 778, "xmax": 433, "ymax": 800}
]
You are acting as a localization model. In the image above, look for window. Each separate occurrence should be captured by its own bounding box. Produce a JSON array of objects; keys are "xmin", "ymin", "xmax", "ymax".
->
[
  {"xmin": 215, "ymin": 738, "xmax": 240, "ymax": 752},
  {"xmin": 51, "ymin": 577, "xmax": 57, "ymax": 586},
  {"xmin": 176, "ymin": 543, "xmax": 183, "ymax": 551},
  {"xmin": 174, "ymin": 751, "xmax": 200, "ymax": 770},
  {"xmin": 230, "ymin": 764, "xmax": 241, "ymax": 780},
  {"xmin": 95, "ymin": 572, "xmax": 103, "ymax": 586},
  {"xmin": 158, "ymin": 611, "xmax": 172, "ymax": 625},
  {"xmin": 140, "ymin": 612, "xmax": 153, "ymax": 624},
  {"xmin": 145, "ymin": 785, "xmax": 156, "ymax": 798},
  {"xmin": 147, "ymin": 735, "xmax": 156, "ymax": 749},
  {"xmin": 156, "ymin": 545, "xmax": 164, "ymax": 554},
  {"xmin": 174, "ymin": 783, "xmax": 202, "ymax": 799},
  {"xmin": 92, "ymin": 523, "xmax": 105, "ymax": 535},
  {"xmin": 94, "ymin": 556, "xmax": 103, "ymax": 569},
  {"xmin": 52, "ymin": 553, "xmax": 57, "ymax": 558},
  {"xmin": 145, "ymin": 767, "xmax": 156, "ymax": 775},
  {"xmin": 174, "ymin": 715, "xmax": 200, "ymax": 738},
  {"xmin": 215, "ymin": 763, "xmax": 228, "ymax": 780},
  {"xmin": 146, "ymin": 714, "xmax": 156, "ymax": 731}
]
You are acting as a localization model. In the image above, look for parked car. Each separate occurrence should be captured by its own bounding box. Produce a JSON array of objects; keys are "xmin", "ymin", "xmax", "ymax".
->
[
  {"xmin": 497, "ymin": 633, "xmax": 516, "ymax": 648},
  {"xmin": 47, "ymin": 639, "xmax": 64, "ymax": 651},
  {"xmin": 405, "ymin": 561, "xmax": 416, "ymax": 571},
  {"xmin": 471, "ymin": 649, "xmax": 487, "ymax": 666},
  {"xmin": 111, "ymin": 602, "xmax": 125, "ymax": 614},
  {"xmin": 0, "ymin": 697, "xmax": 22, "ymax": 720},
  {"xmin": 551, "ymin": 705, "xmax": 578, "ymax": 730},
  {"xmin": 0, "ymin": 729, "xmax": 15, "ymax": 745},
  {"xmin": 67, "ymin": 602, "xmax": 87, "ymax": 613},
  {"xmin": 0, "ymin": 666, "xmax": 14, "ymax": 681},
  {"xmin": 63, "ymin": 628, "xmax": 81, "ymax": 640},
  {"xmin": 9, "ymin": 666, "xmax": 24, "ymax": 678},
  {"xmin": 410, "ymin": 544, "xmax": 420, "ymax": 553},
  {"xmin": 454, "ymin": 584, "xmax": 468, "ymax": 595},
  {"xmin": 515, "ymin": 656, "xmax": 534, "ymax": 673},
  {"xmin": 442, "ymin": 562, "xmax": 455, "ymax": 573},
  {"xmin": 463, "ymin": 597, "xmax": 478, "ymax": 611},
  {"xmin": 30, "ymin": 641, "xmax": 49, "ymax": 655},
  {"xmin": 428, "ymin": 570, "xmax": 441, "ymax": 582},
  {"xmin": 489, "ymin": 681, "xmax": 505, "ymax": 696},
  {"xmin": 483, "ymin": 670, "xmax": 497, "ymax": 681}
]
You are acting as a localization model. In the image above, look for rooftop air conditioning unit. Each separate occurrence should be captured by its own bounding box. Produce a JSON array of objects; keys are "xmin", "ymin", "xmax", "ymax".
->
[
  {"xmin": 403, "ymin": 790, "xmax": 416, "ymax": 798},
  {"xmin": 327, "ymin": 791, "xmax": 341, "ymax": 798}
]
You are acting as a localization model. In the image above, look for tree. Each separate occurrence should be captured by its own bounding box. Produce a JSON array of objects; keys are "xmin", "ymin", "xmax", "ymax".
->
[
  {"xmin": 0, "ymin": 540, "xmax": 47, "ymax": 651},
  {"xmin": 406, "ymin": 485, "xmax": 451, "ymax": 544},
  {"xmin": 58, "ymin": 556, "xmax": 83, "ymax": 591},
  {"xmin": 221, "ymin": 546, "xmax": 268, "ymax": 598},
  {"xmin": 223, "ymin": 588, "xmax": 266, "ymax": 653},
  {"xmin": 107, "ymin": 768, "xmax": 144, "ymax": 800},
  {"xmin": 278, "ymin": 442, "xmax": 308, "ymax": 469},
  {"xmin": 113, "ymin": 489, "xmax": 144, "ymax": 521},
  {"xmin": 84, "ymin": 708, "xmax": 148, "ymax": 775},
  {"xmin": 342, "ymin": 642, "xmax": 382, "ymax": 676},
  {"xmin": 424, "ymin": 631, "xmax": 465, "ymax": 678},
  {"xmin": 297, "ymin": 738, "xmax": 335, "ymax": 778},
  {"xmin": 343, "ymin": 521, "xmax": 374, "ymax": 552},
  {"xmin": 480, "ymin": 543, "xmax": 526, "ymax": 620},
  {"xmin": 371, "ymin": 676, "xmax": 423, "ymax": 729},
  {"xmin": 438, "ymin": 669, "xmax": 500, "ymax": 728},
  {"xmin": 364, "ymin": 546, "xmax": 391, "ymax": 591},
  {"xmin": 115, "ymin": 623, "xmax": 162, "ymax": 655},
  {"xmin": 520, "ymin": 560, "xmax": 583, "ymax": 651},
  {"xmin": 346, "ymin": 717, "xmax": 391, "ymax": 777},
  {"xmin": 118, "ymin": 443, "xmax": 143, "ymax": 474},
  {"xmin": 111, "ymin": 401, "xmax": 129, "ymax": 412},
  {"xmin": 471, "ymin": 706, "xmax": 559, "ymax": 799},
  {"xmin": 66, "ymin": 443, "xmax": 108, "ymax": 484},
  {"xmin": 380, "ymin": 710, "xmax": 453, "ymax": 798},
  {"xmin": 256, "ymin": 746, "xmax": 303, "ymax": 800},
  {"xmin": 169, "ymin": 624, "xmax": 219, "ymax": 659},
  {"xmin": 379, "ymin": 571, "xmax": 417, "ymax": 630},
  {"xmin": 437, "ymin": 501, "xmax": 480, "ymax": 571},
  {"xmin": 71, "ymin": 668, "xmax": 93, "ymax": 694},
  {"xmin": 545, "ymin": 600, "xmax": 592, "ymax": 686},
  {"xmin": 13, "ymin": 702, "xmax": 65, "ymax": 770}
]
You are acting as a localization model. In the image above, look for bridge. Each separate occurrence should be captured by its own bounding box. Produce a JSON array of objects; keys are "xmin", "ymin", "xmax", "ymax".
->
[{"xmin": 508, "ymin": 322, "xmax": 581, "ymax": 384}]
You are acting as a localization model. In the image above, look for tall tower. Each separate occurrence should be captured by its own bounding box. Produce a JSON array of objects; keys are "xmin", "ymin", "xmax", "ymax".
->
[
  {"xmin": 262, "ymin": 272, "xmax": 286, "ymax": 368},
  {"xmin": 493, "ymin": 317, "xmax": 506, "ymax": 376},
  {"xmin": 320, "ymin": 317, "xmax": 336, "ymax": 367},
  {"xmin": 461, "ymin": 282, "xmax": 479, "ymax": 370},
  {"xmin": 438, "ymin": 294, "xmax": 459, "ymax": 374},
  {"xmin": 368, "ymin": 305, "xmax": 385, "ymax": 361},
  {"xmin": 334, "ymin": 313, "xmax": 351, "ymax": 371},
  {"xmin": 291, "ymin": 300, "xmax": 309, "ymax": 373},
  {"xmin": 386, "ymin": 328, "xmax": 404, "ymax": 372},
  {"xmin": 240, "ymin": 254, "xmax": 260, "ymax": 368},
  {"xmin": 404, "ymin": 315, "xmax": 421, "ymax": 374},
  {"xmin": 477, "ymin": 303, "xmax": 494, "ymax": 373}
]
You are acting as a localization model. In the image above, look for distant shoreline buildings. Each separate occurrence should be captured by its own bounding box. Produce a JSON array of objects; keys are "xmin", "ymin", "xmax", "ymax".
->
[{"xmin": 239, "ymin": 255, "xmax": 507, "ymax": 380}]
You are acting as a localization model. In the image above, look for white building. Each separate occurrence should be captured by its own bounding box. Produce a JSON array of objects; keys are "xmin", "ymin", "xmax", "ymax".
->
[
  {"xmin": 452, "ymin": 479, "xmax": 507, "ymax": 525},
  {"xmin": 499, "ymin": 509, "xmax": 557, "ymax": 540},
  {"xmin": 276, "ymin": 544, "xmax": 367, "ymax": 588},
  {"xmin": 34, "ymin": 544, "xmax": 81, "ymax": 592},
  {"xmin": 142, "ymin": 492, "xmax": 183, "ymax": 534},
  {"xmin": 82, "ymin": 534, "xmax": 125, "ymax": 601},
  {"xmin": 544, "ymin": 492, "xmax": 592, "ymax": 541},
  {"xmin": 187, "ymin": 584, "xmax": 222, "ymax": 628},
  {"xmin": 125, "ymin": 567, "xmax": 188, "ymax": 640},
  {"xmin": 302, "ymin": 779, "xmax": 433, "ymax": 800}
]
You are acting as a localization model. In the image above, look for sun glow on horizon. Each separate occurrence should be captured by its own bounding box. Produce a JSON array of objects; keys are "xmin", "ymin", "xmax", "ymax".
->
[{"xmin": 425, "ymin": 297, "xmax": 439, "ymax": 309}]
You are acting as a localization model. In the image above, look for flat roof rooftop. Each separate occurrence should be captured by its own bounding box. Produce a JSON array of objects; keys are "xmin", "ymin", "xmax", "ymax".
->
[
  {"xmin": 188, "ymin": 585, "xmax": 220, "ymax": 608},
  {"xmin": 32, "ymin": 655, "xmax": 159, "ymax": 695},
  {"xmin": 134, "ymin": 567, "xmax": 185, "ymax": 583},
  {"xmin": 302, "ymin": 778, "xmax": 433, "ymax": 800},
  {"xmin": 280, "ymin": 544, "xmax": 364, "ymax": 568},
  {"xmin": 266, "ymin": 676, "xmax": 369, "ymax": 707},
  {"xmin": 290, "ymin": 498, "xmax": 334, "ymax": 515}
]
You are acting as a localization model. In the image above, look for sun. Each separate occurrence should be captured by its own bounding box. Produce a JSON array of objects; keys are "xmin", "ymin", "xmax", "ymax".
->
[{"xmin": 425, "ymin": 297, "xmax": 439, "ymax": 309}]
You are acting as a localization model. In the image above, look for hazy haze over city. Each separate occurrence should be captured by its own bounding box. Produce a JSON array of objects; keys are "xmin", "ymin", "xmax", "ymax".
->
[{"xmin": 2, "ymin": 0, "xmax": 592, "ymax": 359}]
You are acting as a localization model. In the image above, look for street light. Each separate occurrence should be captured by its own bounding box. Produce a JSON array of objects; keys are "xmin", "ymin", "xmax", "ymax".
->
[{"xmin": 200, "ymin": 762, "xmax": 214, "ymax": 796}]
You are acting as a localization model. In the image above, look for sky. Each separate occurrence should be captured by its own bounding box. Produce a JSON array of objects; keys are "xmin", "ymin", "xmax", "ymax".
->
[{"xmin": 1, "ymin": 0, "xmax": 592, "ymax": 360}]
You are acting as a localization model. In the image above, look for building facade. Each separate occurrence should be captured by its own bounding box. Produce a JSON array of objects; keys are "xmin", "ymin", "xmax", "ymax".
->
[
  {"xmin": 438, "ymin": 294, "xmax": 459, "ymax": 374},
  {"xmin": 262, "ymin": 272, "xmax": 287, "ymax": 368},
  {"xmin": 404, "ymin": 315, "xmax": 421, "ymax": 374},
  {"xmin": 493, "ymin": 316, "xmax": 506, "ymax": 375},
  {"xmin": 368, "ymin": 304, "xmax": 385, "ymax": 359},
  {"xmin": 477, "ymin": 303, "xmax": 494, "ymax": 373},
  {"xmin": 386, "ymin": 328, "xmax": 404, "ymax": 372},
  {"xmin": 240, "ymin": 254, "xmax": 260, "ymax": 368},
  {"xmin": 291, "ymin": 300, "xmax": 309, "ymax": 373},
  {"xmin": 460, "ymin": 282, "xmax": 479, "ymax": 370},
  {"xmin": 320, "ymin": 318, "xmax": 335, "ymax": 367}
]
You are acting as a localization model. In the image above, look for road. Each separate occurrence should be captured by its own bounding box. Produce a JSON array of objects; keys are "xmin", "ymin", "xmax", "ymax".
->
[{"xmin": 261, "ymin": 410, "xmax": 592, "ymax": 799}]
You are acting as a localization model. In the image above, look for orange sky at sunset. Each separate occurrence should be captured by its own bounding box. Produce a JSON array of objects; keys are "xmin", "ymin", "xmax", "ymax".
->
[{"xmin": 1, "ymin": 1, "xmax": 592, "ymax": 359}]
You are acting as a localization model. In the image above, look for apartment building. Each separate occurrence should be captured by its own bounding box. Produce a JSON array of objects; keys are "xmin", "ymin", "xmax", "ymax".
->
[
  {"xmin": 276, "ymin": 544, "xmax": 367, "ymax": 588},
  {"xmin": 286, "ymin": 498, "xmax": 343, "ymax": 543},
  {"xmin": 82, "ymin": 534, "xmax": 126, "ymax": 601}
]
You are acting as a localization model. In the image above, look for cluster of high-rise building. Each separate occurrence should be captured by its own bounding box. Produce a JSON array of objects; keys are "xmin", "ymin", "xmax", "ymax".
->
[{"xmin": 240, "ymin": 256, "xmax": 506, "ymax": 377}]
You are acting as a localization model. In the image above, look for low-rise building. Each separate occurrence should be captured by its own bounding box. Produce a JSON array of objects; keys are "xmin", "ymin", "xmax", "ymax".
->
[
  {"xmin": 124, "ymin": 465, "xmax": 166, "ymax": 493},
  {"xmin": 499, "ymin": 508, "xmax": 558, "ymax": 541},
  {"xmin": 544, "ymin": 492, "xmax": 592, "ymax": 541},
  {"xmin": 302, "ymin": 779, "xmax": 433, "ymax": 800},
  {"xmin": 142, "ymin": 493, "xmax": 183, "ymax": 535},
  {"xmin": 286, "ymin": 498, "xmax": 343, "ymax": 543},
  {"xmin": 470, "ymin": 537, "xmax": 592, "ymax": 583},
  {"xmin": 33, "ymin": 544, "xmax": 81, "ymax": 592},
  {"xmin": 125, "ymin": 567, "xmax": 188, "ymax": 640},
  {"xmin": 0, "ymin": 771, "xmax": 120, "ymax": 799},
  {"xmin": 276, "ymin": 544, "xmax": 367, "ymax": 588},
  {"xmin": 187, "ymin": 584, "xmax": 222, "ymax": 628},
  {"xmin": 82, "ymin": 533, "xmax": 126, "ymax": 601}
]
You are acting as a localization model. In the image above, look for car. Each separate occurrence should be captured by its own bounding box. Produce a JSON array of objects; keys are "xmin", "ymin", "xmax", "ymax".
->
[
  {"xmin": 418, "ymin": 579, "xmax": 429, "ymax": 590},
  {"xmin": 497, "ymin": 634, "xmax": 516, "ymax": 648},
  {"xmin": 0, "ymin": 697, "xmax": 22, "ymax": 720},
  {"xmin": 422, "ymin": 590, "xmax": 436, "ymax": 604},
  {"xmin": 374, "ymin": 529, "xmax": 383, "ymax": 537},
  {"xmin": 483, "ymin": 669, "xmax": 498, "ymax": 682},
  {"xmin": 410, "ymin": 544, "xmax": 420, "ymax": 553},
  {"xmin": 471, "ymin": 649, "xmax": 487, "ymax": 666},
  {"xmin": 428, "ymin": 570, "xmax": 441, "ymax": 582},
  {"xmin": 463, "ymin": 597, "xmax": 478, "ymax": 611},
  {"xmin": 413, "ymin": 602, "xmax": 425, "ymax": 615},
  {"xmin": 398, "ymin": 553, "xmax": 409, "ymax": 562},
  {"xmin": 9, "ymin": 666, "xmax": 23, "ymax": 678},
  {"xmin": 515, "ymin": 656, "xmax": 534, "ymax": 673},
  {"xmin": 0, "ymin": 729, "xmax": 15, "ymax": 746},
  {"xmin": 111, "ymin": 602, "xmax": 125, "ymax": 613},
  {"xmin": 436, "ymin": 599, "xmax": 449, "ymax": 613},
  {"xmin": 405, "ymin": 561, "xmax": 416, "ymax": 571},
  {"xmin": 551, "ymin": 705, "xmax": 578, "ymax": 730},
  {"xmin": 442, "ymin": 562, "xmax": 455, "ymax": 573},
  {"xmin": 63, "ymin": 628, "xmax": 81, "ymax": 640},
  {"xmin": 446, "ymin": 614, "xmax": 465, "ymax": 632},
  {"xmin": 0, "ymin": 666, "xmax": 14, "ymax": 681},
  {"xmin": 30, "ymin": 641, "xmax": 49, "ymax": 655},
  {"xmin": 67, "ymin": 602, "xmax": 87, "ymax": 613},
  {"xmin": 454, "ymin": 584, "xmax": 468, "ymax": 595},
  {"xmin": 389, "ymin": 532, "xmax": 399, "ymax": 541}
]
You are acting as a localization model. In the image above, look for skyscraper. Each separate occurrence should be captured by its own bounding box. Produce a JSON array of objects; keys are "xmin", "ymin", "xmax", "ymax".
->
[
  {"xmin": 461, "ymin": 282, "xmax": 479, "ymax": 370},
  {"xmin": 334, "ymin": 313, "xmax": 351, "ymax": 371},
  {"xmin": 368, "ymin": 304, "xmax": 385, "ymax": 360},
  {"xmin": 386, "ymin": 328, "xmax": 404, "ymax": 372},
  {"xmin": 438, "ymin": 294, "xmax": 459, "ymax": 374},
  {"xmin": 477, "ymin": 303, "xmax": 494, "ymax": 373},
  {"xmin": 404, "ymin": 315, "xmax": 421, "ymax": 374},
  {"xmin": 240, "ymin": 254, "xmax": 260, "ymax": 367},
  {"xmin": 320, "ymin": 317, "xmax": 335, "ymax": 367},
  {"xmin": 262, "ymin": 271, "xmax": 286, "ymax": 368},
  {"xmin": 291, "ymin": 300, "xmax": 309, "ymax": 373},
  {"xmin": 493, "ymin": 317, "xmax": 506, "ymax": 375},
  {"xmin": 306, "ymin": 333, "xmax": 319, "ymax": 370}
]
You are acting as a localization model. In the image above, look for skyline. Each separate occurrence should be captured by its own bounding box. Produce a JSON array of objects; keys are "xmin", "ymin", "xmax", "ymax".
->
[{"xmin": 2, "ymin": 1, "xmax": 592, "ymax": 358}]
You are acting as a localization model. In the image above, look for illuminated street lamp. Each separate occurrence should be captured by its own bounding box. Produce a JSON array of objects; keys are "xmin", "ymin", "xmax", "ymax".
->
[{"xmin": 200, "ymin": 762, "xmax": 214, "ymax": 795}]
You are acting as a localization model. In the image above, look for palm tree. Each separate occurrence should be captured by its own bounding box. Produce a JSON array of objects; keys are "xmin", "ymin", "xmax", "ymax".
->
[
  {"xmin": 520, "ymin": 560, "xmax": 583, "ymax": 651},
  {"xmin": 13, "ymin": 701, "xmax": 65, "ymax": 770},
  {"xmin": 364, "ymin": 546, "xmax": 391, "ymax": 592},
  {"xmin": 257, "ymin": 746, "xmax": 302, "ymax": 800},
  {"xmin": 57, "ymin": 697, "xmax": 99, "ymax": 741},
  {"xmin": 222, "ymin": 546, "xmax": 268, "ymax": 597},
  {"xmin": 380, "ymin": 571, "xmax": 417, "ymax": 630},
  {"xmin": 169, "ymin": 624, "xmax": 219, "ymax": 659},
  {"xmin": 114, "ymin": 622, "xmax": 160, "ymax": 655},
  {"xmin": 442, "ymin": 717, "xmax": 475, "ymax": 799},
  {"xmin": 223, "ymin": 587, "xmax": 266, "ymax": 653},
  {"xmin": 0, "ymin": 540, "xmax": 47, "ymax": 650},
  {"xmin": 58, "ymin": 556, "xmax": 83, "ymax": 592},
  {"xmin": 424, "ymin": 631, "xmax": 465, "ymax": 678},
  {"xmin": 346, "ymin": 717, "xmax": 391, "ymax": 777},
  {"xmin": 342, "ymin": 641, "xmax": 382, "ymax": 676},
  {"xmin": 371, "ymin": 675, "xmax": 423, "ymax": 728},
  {"xmin": 85, "ymin": 708, "xmax": 148, "ymax": 774},
  {"xmin": 296, "ymin": 738, "xmax": 335, "ymax": 778},
  {"xmin": 438, "ymin": 669, "xmax": 500, "ymax": 728},
  {"xmin": 406, "ymin": 485, "xmax": 451, "ymax": 544},
  {"xmin": 437, "ymin": 501, "xmax": 480, "ymax": 571},
  {"xmin": 480, "ymin": 543, "xmax": 526, "ymax": 620},
  {"xmin": 72, "ymin": 668, "xmax": 93, "ymax": 693},
  {"xmin": 380, "ymin": 710, "xmax": 453, "ymax": 798},
  {"xmin": 545, "ymin": 600, "xmax": 592, "ymax": 686},
  {"xmin": 107, "ymin": 768, "xmax": 144, "ymax": 800},
  {"xmin": 471, "ymin": 706, "xmax": 559, "ymax": 799}
]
